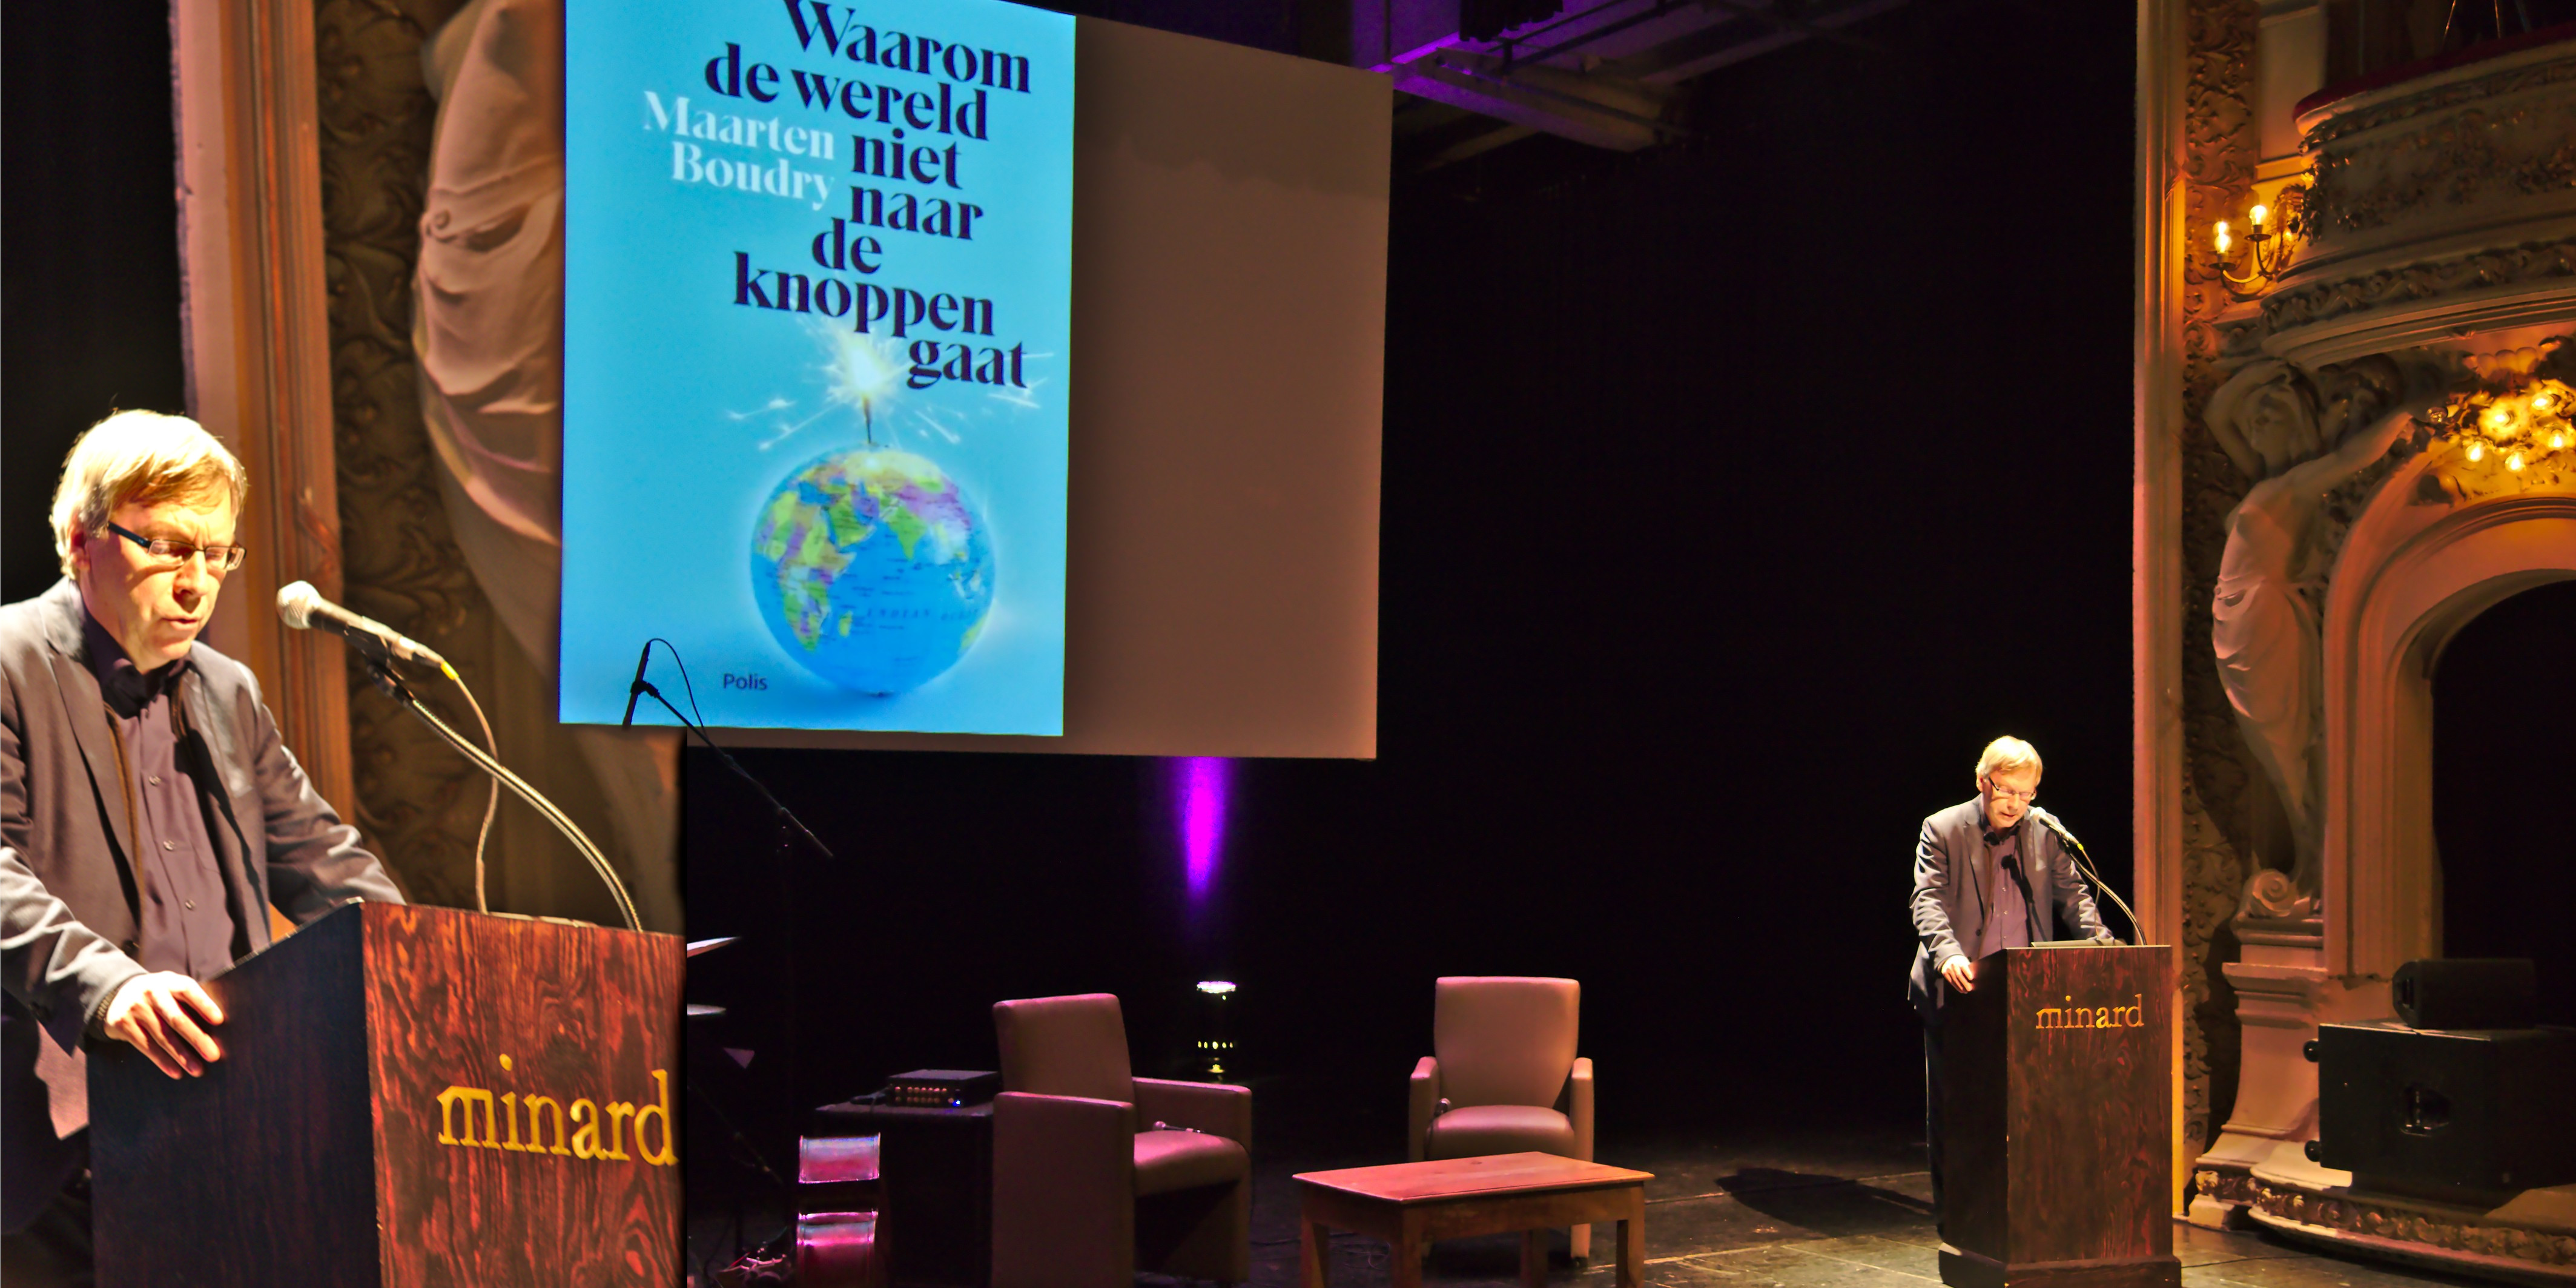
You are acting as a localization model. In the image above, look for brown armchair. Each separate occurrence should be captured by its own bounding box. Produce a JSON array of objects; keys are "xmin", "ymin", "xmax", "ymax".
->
[
  {"xmin": 990, "ymin": 993, "xmax": 1252, "ymax": 1288},
  {"xmin": 1407, "ymin": 976, "xmax": 1595, "ymax": 1260}
]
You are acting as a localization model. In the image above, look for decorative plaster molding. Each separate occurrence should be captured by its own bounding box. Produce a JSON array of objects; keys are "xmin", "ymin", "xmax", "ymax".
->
[
  {"xmin": 2196, "ymin": 1164, "xmax": 2257, "ymax": 1201},
  {"xmin": 2314, "ymin": 121, "xmax": 2576, "ymax": 239},
  {"xmin": 2262, "ymin": 38, "xmax": 2576, "ymax": 365},
  {"xmin": 2265, "ymin": 236, "xmax": 2576, "ymax": 332},
  {"xmin": 2180, "ymin": 34, "xmax": 2576, "ymax": 1257},
  {"xmin": 2319, "ymin": 467, "xmax": 2576, "ymax": 977},
  {"xmin": 2201, "ymin": 1168, "xmax": 2576, "ymax": 1276},
  {"xmin": 2299, "ymin": 45, "xmax": 2576, "ymax": 153},
  {"xmin": 2167, "ymin": 0, "xmax": 2264, "ymax": 1177}
]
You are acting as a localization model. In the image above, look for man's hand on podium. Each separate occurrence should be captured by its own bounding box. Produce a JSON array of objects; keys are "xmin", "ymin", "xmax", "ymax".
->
[
  {"xmin": 102, "ymin": 972, "xmax": 226, "ymax": 1078},
  {"xmin": 1940, "ymin": 956, "xmax": 1975, "ymax": 992}
]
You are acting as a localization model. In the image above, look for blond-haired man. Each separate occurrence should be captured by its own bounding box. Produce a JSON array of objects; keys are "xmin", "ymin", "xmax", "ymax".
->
[
  {"xmin": 2, "ymin": 411, "xmax": 403, "ymax": 1283},
  {"xmin": 1906, "ymin": 736, "xmax": 2110, "ymax": 1229}
]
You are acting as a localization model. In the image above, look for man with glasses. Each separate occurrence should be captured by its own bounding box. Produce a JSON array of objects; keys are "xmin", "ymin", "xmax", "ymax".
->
[
  {"xmin": 1906, "ymin": 736, "xmax": 2110, "ymax": 1232},
  {"xmin": 2, "ymin": 411, "xmax": 403, "ymax": 1284}
]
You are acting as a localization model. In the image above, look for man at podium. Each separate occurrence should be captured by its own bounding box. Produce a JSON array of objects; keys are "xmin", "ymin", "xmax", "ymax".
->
[
  {"xmin": 2, "ymin": 411, "xmax": 406, "ymax": 1286},
  {"xmin": 1906, "ymin": 736, "xmax": 2110, "ymax": 1228}
]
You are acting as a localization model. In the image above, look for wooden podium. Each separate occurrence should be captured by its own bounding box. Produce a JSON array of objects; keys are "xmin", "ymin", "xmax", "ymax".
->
[
  {"xmin": 88, "ymin": 902, "xmax": 683, "ymax": 1287},
  {"xmin": 1938, "ymin": 944, "xmax": 2178, "ymax": 1288}
]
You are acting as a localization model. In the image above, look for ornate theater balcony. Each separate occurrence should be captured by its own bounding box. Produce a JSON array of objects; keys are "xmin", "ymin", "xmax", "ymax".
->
[{"xmin": 2262, "ymin": 25, "xmax": 2576, "ymax": 366}]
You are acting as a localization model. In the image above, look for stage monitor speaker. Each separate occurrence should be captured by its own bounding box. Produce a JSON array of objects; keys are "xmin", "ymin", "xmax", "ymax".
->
[
  {"xmin": 2308, "ymin": 1021, "xmax": 2576, "ymax": 1192},
  {"xmin": 2393, "ymin": 958, "xmax": 2537, "ymax": 1029}
]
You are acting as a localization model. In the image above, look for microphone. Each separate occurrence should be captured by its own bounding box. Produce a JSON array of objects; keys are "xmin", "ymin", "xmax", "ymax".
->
[
  {"xmin": 621, "ymin": 641, "xmax": 655, "ymax": 727},
  {"xmin": 2030, "ymin": 806, "xmax": 2141, "ymax": 944},
  {"xmin": 276, "ymin": 581, "xmax": 452, "ymax": 677},
  {"xmin": 2027, "ymin": 805, "xmax": 2081, "ymax": 848}
]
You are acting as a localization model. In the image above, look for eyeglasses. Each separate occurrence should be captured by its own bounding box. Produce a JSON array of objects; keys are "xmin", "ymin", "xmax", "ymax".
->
[
  {"xmin": 106, "ymin": 522, "xmax": 246, "ymax": 573},
  {"xmin": 1983, "ymin": 779, "xmax": 2038, "ymax": 805}
]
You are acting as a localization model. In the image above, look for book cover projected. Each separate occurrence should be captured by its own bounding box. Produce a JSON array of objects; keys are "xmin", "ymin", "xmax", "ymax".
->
[{"xmin": 563, "ymin": 0, "xmax": 1075, "ymax": 733}]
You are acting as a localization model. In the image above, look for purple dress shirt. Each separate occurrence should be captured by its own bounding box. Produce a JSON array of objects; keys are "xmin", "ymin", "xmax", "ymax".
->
[
  {"xmin": 80, "ymin": 613, "xmax": 244, "ymax": 982},
  {"xmin": 1973, "ymin": 827, "xmax": 2035, "ymax": 960}
]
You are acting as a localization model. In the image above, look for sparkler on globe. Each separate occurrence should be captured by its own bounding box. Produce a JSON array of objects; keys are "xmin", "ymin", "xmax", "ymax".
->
[{"xmin": 747, "ymin": 331, "xmax": 997, "ymax": 694}]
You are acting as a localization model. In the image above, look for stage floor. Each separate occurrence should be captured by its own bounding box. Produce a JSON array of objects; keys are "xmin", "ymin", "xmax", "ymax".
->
[
  {"xmin": 688, "ymin": 1087, "xmax": 2502, "ymax": 1288},
  {"xmin": 1244, "ymin": 1123, "xmax": 2501, "ymax": 1288}
]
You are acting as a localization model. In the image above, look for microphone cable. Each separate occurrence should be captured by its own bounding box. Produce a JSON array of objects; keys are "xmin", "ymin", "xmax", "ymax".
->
[
  {"xmin": 2052, "ymin": 820, "xmax": 2144, "ymax": 946},
  {"xmin": 354, "ymin": 655, "xmax": 642, "ymax": 933},
  {"xmin": 410, "ymin": 650, "xmax": 497, "ymax": 917},
  {"xmin": 448, "ymin": 673, "xmax": 501, "ymax": 917},
  {"xmin": 389, "ymin": 683, "xmax": 642, "ymax": 933}
]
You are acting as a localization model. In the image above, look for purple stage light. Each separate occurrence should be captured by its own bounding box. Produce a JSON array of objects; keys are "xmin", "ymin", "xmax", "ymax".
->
[{"xmin": 1177, "ymin": 757, "xmax": 1230, "ymax": 902}]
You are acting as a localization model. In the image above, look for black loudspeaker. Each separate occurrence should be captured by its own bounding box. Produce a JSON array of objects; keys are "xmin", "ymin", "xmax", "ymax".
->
[
  {"xmin": 2308, "ymin": 1022, "xmax": 2576, "ymax": 1192},
  {"xmin": 2393, "ymin": 958, "xmax": 2538, "ymax": 1029}
]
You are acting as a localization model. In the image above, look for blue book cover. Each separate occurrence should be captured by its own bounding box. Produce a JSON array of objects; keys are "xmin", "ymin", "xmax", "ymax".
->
[{"xmin": 563, "ymin": 0, "xmax": 1075, "ymax": 734}]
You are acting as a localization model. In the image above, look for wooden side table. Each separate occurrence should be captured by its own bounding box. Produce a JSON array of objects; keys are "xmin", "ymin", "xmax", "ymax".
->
[{"xmin": 1293, "ymin": 1152, "xmax": 1650, "ymax": 1288}]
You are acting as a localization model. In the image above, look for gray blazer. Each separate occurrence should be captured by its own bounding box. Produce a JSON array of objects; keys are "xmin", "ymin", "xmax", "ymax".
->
[
  {"xmin": 2, "ymin": 578, "xmax": 402, "ymax": 1228},
  {"xmin": 1906, "ymin": 796, "xmax": 2108, "ymax": 1014}
]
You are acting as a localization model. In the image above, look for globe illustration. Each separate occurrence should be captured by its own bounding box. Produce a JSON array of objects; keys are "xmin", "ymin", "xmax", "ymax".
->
[{"xmin": 751, "ymin": 447, "xmax": 994, "ymax": 693}]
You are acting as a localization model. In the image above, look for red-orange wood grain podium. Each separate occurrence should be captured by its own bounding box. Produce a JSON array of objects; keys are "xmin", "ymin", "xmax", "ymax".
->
[
  {"xmin": 1939, "ymin": 944, "xmax": 2178, "ymax": 1288},
  {"xmin": 88, "ymin": 902, "xmax": 683, "ymax": 1287}
]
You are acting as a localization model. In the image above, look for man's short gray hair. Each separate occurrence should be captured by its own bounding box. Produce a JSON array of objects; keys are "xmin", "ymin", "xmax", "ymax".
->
[
  {"xmin": 50, "ymin": 410, "xmax": 249, "ymax": 575},
  {"xmin": 1976, "ymin": 736, "xmax": 2043, "ymax": 781}
]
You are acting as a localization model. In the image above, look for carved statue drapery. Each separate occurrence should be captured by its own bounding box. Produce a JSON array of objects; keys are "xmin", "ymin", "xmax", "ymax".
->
[
  {"xmin": 312, "ymin": 0, "xmax": 678, "ymax": 929},
  {"xmin": 2202, "ymin": 355, "xmax": 2411, "ymax": 909}
]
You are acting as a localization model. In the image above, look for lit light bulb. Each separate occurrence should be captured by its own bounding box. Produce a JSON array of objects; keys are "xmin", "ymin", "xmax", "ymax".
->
[
  {"xmin": 2485, "ymin": 405, "xmax": 2512, "ymax": 431},
  {"xmin": 2551, "ymin": 431, "xmax": 2569, "ymax": 450},
  {"xmin": 2534, "ymin": 392, "xmax": 2554, "ymax": 412},
  {"xmin": 2214, "ymin": 221, "xmax": 2231, "ymax": 256},
  {"xmin": 2250, "ymin": 204, "xmax": 2270, "ymax": 228},
  {"xmin": 2508, "ymin": 452, "xmax": 2526, "ymax": 471},
  {"xmin": 2467, "ymin": 440, "xmax": 2487, "ymax": 462}
]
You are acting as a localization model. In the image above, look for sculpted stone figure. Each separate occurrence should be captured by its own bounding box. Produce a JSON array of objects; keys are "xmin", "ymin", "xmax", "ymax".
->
[{"xmin": 2204, "ymin": 356, "xmax": 2419, "ymax": 909}]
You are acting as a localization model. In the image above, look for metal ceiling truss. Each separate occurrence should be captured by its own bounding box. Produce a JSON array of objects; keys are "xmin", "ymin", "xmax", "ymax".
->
[{"xmin": 1359, "ymin": 0, "xmax": 1909, "ymax": 164}]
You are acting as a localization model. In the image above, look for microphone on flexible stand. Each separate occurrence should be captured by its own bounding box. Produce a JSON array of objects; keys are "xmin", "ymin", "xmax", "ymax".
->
[
  {"xmin": 621, "ymin": 641, "xmax": 656, "ymax": 727},
  {"xmin": 2030, "ymin": 805, "xmax": 2143, "ymax": 945},
  {"xmin": 279, "ymin": 581, "xmax": 642, "ymax": 931},
  {"xmin": 618, "ymin": 641, "xmax": 833, "ymax": 861},
  {"xmin": 276, "ymin": 581, "xmax": 454, "ymax": 678},
  {"xmin": 2026, "ymin": 805, "xmax": 2082, "ymax": 849}
]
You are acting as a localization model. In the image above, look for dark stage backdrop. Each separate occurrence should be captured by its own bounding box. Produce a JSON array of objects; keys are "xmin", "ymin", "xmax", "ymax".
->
[
  {"xmin": 684, "ymin": 0, "xmax": 2139, "ymax": 1187},
  {"xmin": 2433, "ymin": 580, "xmax": 2576, "ymax": 1026},
  {"xmin": 1, "ymin": 4, "xmax": 190, "ymax": 601}
]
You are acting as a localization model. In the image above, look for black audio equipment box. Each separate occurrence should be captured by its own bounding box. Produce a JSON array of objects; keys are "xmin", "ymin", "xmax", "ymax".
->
[
  {"xmin": 2393, "ymin": 959, "xmax": 2538, "ymax": 1030},
  {"xmin": 2308, "ymin": 1021, "xmax": 2576, "ymax": 1192},
  {"xmin": 886, "ymin": 1069, "xmax": 1001, "ymax": 1108}
]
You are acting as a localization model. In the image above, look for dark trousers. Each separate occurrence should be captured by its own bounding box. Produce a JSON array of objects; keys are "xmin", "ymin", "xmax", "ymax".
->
[
  {"xmin": 1923, "ymin": 1011, "xmax": 1946, "ymax": 1235},
  {"xmin": 0, "ymin": 1163, "xmax": 93, "ymax": 1288}
]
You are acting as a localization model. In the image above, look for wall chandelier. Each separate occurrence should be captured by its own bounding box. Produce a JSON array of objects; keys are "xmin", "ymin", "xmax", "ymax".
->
[
  {"xmin": 2210, "ymin": 187, "xmax": 2307, "ymax": 301},
  {"xmin": 2422, "ymin": 378, "xmax": 2576, "ymax": 474}
]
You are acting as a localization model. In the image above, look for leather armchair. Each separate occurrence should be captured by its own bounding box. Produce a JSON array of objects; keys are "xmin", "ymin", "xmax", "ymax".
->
[
  {"xmin": 990, "ymin": 993, "xmax": 1251, "ymax": 1288},
  {"xmin": 1407, "ymin": 976, "xmax": 1594, "ymax": 1259}
]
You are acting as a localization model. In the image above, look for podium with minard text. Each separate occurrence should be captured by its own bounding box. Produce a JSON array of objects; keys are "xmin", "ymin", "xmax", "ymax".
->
[
  {"xmin": 88, "ymin": 902, "xmax": 683, "ymax": 1286},
  {"xmin": 1939, "ymin": 943, "xmax": 2178, "ymax": 1288}
]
